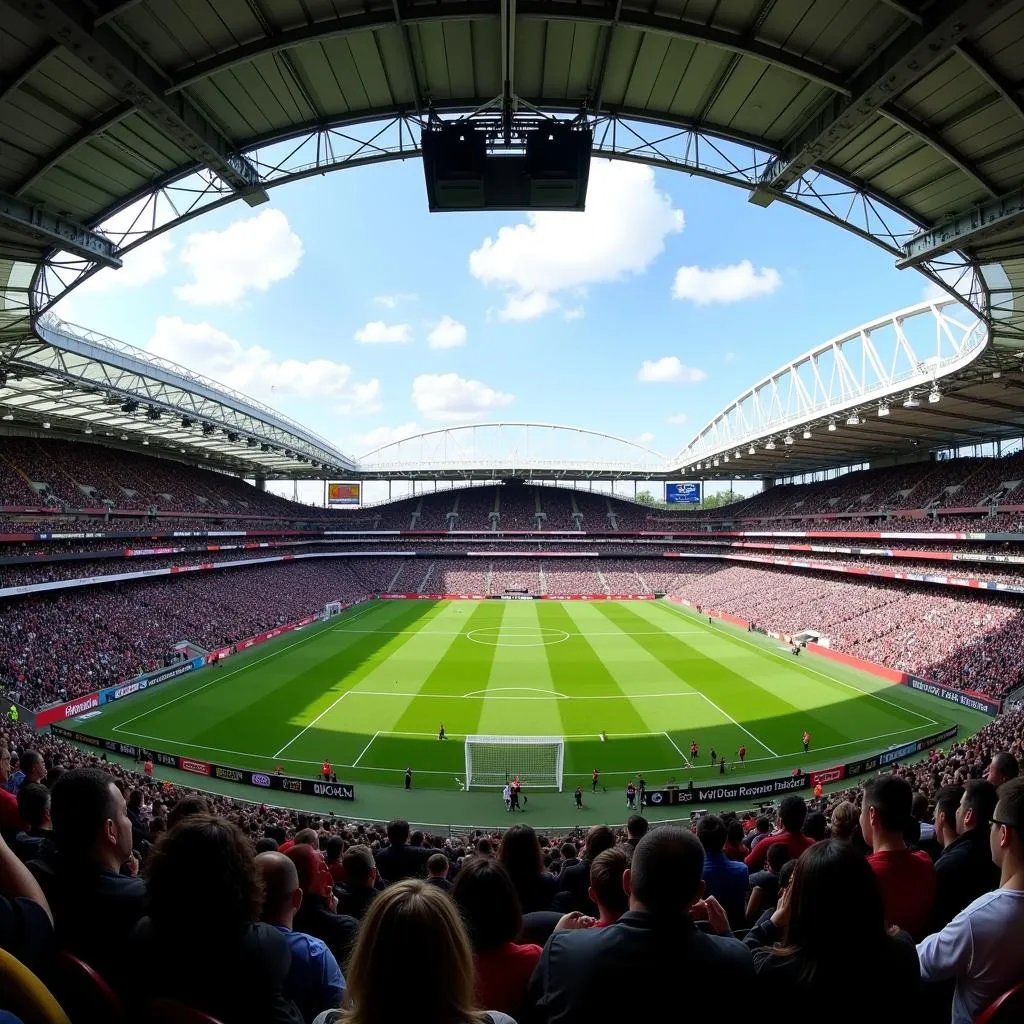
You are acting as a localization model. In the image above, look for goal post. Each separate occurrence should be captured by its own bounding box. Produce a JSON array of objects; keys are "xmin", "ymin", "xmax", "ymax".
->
[
  {"xmin": 464, "ymin": 735, "xmax": 565, "ymax": 791},
  {"xmin": 323, "ymin": 601, "xmax": 343, "ymax": 618}
]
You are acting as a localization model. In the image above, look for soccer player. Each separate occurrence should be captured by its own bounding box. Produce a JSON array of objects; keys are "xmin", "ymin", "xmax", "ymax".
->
[
  {"xmin": 802, "ymin": 730, "xmax": 811, "ymax": 753},
  {"xmin": 574, "ymin": 786, "xmax": 584, "ymax": 809},
  {"xmin": 738, "ymin": 745, "xmax": 746, "ymax": 763},
  {"xmin": 322, "ymin": 759, "xmax": 332, "ymax": 781},
  {"xmin": 404, "ymin": 767, "xmax": 412, "ymax": 790},
  {"xmin": 690, "ymin": 740, "xmax": 699, "ymax": 760},
  {"xmin": 710, "ymin": 747, "xmax": 717, "ymax": 764},
  {"xmin": 438, "ymin": 723, "xmax": 446, "ymax": 741},
  {"xmin": 592, "ymin": 768, "xmax": 600, "ymax": 793}
]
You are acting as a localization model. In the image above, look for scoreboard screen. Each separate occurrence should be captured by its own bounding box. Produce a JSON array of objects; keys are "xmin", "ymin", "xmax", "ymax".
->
[
  {"xmin": 665, "ymin": 481, "xmax": 702, "ymax": 505},
  {"xmin": 327, "ymin": 482, "xmax": 361, "ymax": 507}
]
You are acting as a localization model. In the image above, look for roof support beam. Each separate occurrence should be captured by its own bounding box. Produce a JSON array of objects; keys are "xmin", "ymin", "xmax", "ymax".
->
[
  {"xmin": 0, "ymin": 44, "xmax": 59, "ymax": 107},
  {"xmin": 0, "ymin": 190, "xmax": 121, "ymax": 268},
  {"xmin": 955, "ymin": 41, "xmax": 1024, "ymax": 130},
  {"xmin": 500, "ymin": 0, "xmax": 516, "ymax": 143},
  {"xmin": 589, "ymin": 0, "xmax": 622, "ymax": 114},
  {"xmin": 751, "ymin": 0, "xmax": 1010, "ymax": 201},
  {"xmin": 392, "ymin": 0, "xmax": 425, "ymax": 114},
  {"xmin": 898, "ymin": 186, "xmax": 1024, "ymax": 266},
  {"xmin": 3, "ymin": 0, "xmax": 269, "ymax": 204}
]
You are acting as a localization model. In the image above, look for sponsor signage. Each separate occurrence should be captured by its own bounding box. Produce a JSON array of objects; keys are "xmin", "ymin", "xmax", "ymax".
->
[
  {"xmin": 214, "ymin": 766, "xmax": 245, "ymax": 782},
  {"xmin": 154, "ymin": 751, "xmax": 178, "ymax": 768},
  {"xmin": 666, "ymin": 481, "xmax": 702, "ymax": 505},
  {"xmin": 251, "ymin": 773, "xmax": 272, "ymax": 788},
  {"xmin": 808, "ymin": 765, "xmax": 846, "ymax": 787},
  {"xmin": 179, "ymin": 758, "xmax": 212, "ymax": 776},
  {"xmin": 879, "ymin": 740, "xmax": 919, "ymax": 766},
  {"xmin": 908, "ymin": 677, "xmax": 1001, "ymax": 716},
  {"xmin": 35, "ymin": 692, "xmax": 101, "ymax": 727}
]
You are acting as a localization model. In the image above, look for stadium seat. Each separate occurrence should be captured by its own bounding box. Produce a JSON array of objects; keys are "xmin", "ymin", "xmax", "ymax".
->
[
  {"xmin": 144, "ymin": 999, "xmax": 226, "ymax": 1024},
  {"xmin": 48, "ymin": 951, "xmax": 126, "ymax": 1024},
  {"xmin": 975, "ymin": 980, "xmax": 1024, "ymax": 1024},
  {"xmin": 0, "ymin": 948, "xmax": 71, "ymax": 1024}
]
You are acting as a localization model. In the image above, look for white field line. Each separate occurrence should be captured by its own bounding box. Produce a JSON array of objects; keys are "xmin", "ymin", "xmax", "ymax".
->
[
  {"xmin": 331, "ymin": 628, "xmax": 703, "ymax": 638},
  {"xmin": 342, "ymin": 690, "xmax": 704, "ymax": 701},
  {"xmin": 351, "ymin": 731, "xmax": 381, "ymax": 767},
  {"xmin": 658, "ymin": 601, "xmax": 937, "ymax": 726},
  {"xmin": 696, "ymin": 691, "xmax": 780, "ymax": 758},
  {"xmin": 273, "ymin": 691, "xmax": 352, "ymax": 759},
  {"xmin": 662, "ymin": 732, "xmax": 692, "ymax": 768},
  {"xmin": 112, "ymin": 604, "xmax": 378, "ymax": 734}
]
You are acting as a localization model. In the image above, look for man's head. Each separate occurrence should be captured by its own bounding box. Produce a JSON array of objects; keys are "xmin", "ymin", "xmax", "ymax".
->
[
  {"xmin": 342, "ymin": 844, "xmax": 377, "ymax": 889},
  {"xmin": 19, "ymin": 751, "xmax": 45, "ymax": 784},
  {"xmin": 326, "ymin": 835, "xmax": 344, "ymax": 864},
  {"xmin": 625, "ymin": 826, "xmax": 705, "ymax": 916},
  {"xmin": 803, "ymin": 811, "xmax": 828, "ymax": 841},
  {"xmin": 166, "ymin": 795, "xmax": 210, "ymax": 830},
  {"xmin": 860, "ymin": 775, "xmax": 912, "ymax": 850},
  {"xmin": 696, "ymin": 815, "xmax": 727, "ymax": 855},
  {"xmin": 626, "ymin": 815, "xmax": 648, "ymax": 843},
  {"xmin": 293, "ymin": 828, "xmax": 318, "ymax": 847},
  {"xmin": 766, "ymin": 842, "xmax": 790, "ymax": 874},
  {"xmin": 779, "ymin": 795, "xmax": 808, "ymax": 834},
  {"xmin": 754, "ymin": 816, "xmax": 771, "ymax": 837},
  {"xmin": 560, "ymin": 842, "xmax": 577, "ymax": 860},
  {"xmin": 987, "ymin": 752, "xmax": 1020, "ymax": 789},
  {"xmin": 427, "ymin": 853, "xmax": 449, "ymax": 879},
  {"xmin": 584, "ymin": 824, "xmax": 616, "ymax": 861},
  {"xmin": 588, "ymin": 846, "xmax": 631, "ymax": 924},
  {"xmin": 18, "ymin": 782, "xmax": 51, "ymax": 832},
  {"xmin": 0, "ymin": 746, "xmax": 10, "ymax": 785},
  {"xmin": 990, "ymin": 777, "xmax": 1024, "ymax": 878},
  {"xmin": 257, "ymin": 851, "xmax": 302, "ymax": 928},
  {"xmin": 476, "ymin": 837, "xmax": 493, "ymax": 858},
  {"xmin": 50, "ymin": 767, "xmax": 133, "ymax": 871},
  {"xmin": 386, "ymin": 819, "xmax": 410, "ymax": 846},
  {"xmin": 956, "ymin": 780, "xmax": 999, "ymax": 837},
  {"xmin": 934, "ymin": 785, "xmax": 964, "ymax": 845}
]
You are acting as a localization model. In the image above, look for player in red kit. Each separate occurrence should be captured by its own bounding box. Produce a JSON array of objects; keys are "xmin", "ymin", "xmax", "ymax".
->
[{"xmin": 802, "ymin": 730, "xmax": 811, "ymax": 753}]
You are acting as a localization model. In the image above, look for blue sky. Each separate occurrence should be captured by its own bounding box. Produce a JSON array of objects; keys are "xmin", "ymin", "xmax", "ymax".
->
[{"xmin": 55, "ymin": 157, "xmax": 939, "ymax": 501}]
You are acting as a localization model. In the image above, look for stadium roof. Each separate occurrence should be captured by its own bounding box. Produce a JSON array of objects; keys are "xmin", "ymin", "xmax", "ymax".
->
[{"xmin": 0, "ymin": 0, "xmax": 1023, "ymax": 482}]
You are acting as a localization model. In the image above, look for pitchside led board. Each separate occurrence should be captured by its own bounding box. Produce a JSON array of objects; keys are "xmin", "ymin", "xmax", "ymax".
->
[
  {"xmin": 327, "ymin": 482, "xmax": 361, "ymax": 507},
  {"xmin": 665, "ymin": 481, "xmax": 702, "ymax": 505}
]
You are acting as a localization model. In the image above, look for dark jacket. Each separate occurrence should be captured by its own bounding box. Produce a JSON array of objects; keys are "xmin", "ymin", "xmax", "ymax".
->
[
  {"xmin": 528, "ymin": 909, "xmax": 753, "ymax": 1023},
  {"xmin": 934, "ymin": 828, "xmax": 1000, "ymax": 929},
  {"xmin": 333, "ymin": 882, "xmax": 376, "ymax": 921},
  {"xmin": 511, "ymin": 870, "xmax": 559, "ymax": 914},
  {"xmin": 374, "ymin": 843, "xmax": 430, "ymax": 883},
  {"xmin": 552, "ymin": 859, "xmax": 594, "ymax": 914},
  {"xmin": 293, "ymin": 893, "xmax": 358, "ymax": 970}
]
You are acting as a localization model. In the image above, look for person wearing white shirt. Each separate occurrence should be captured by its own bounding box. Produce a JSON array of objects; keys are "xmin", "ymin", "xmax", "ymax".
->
[
  {"xmin": 503, "ymin": 784, "xmax": 512, "ymax": 812},
  {"xmin": 917, "ymin": 776, "xmax": 1024, "ymax": 1023}
]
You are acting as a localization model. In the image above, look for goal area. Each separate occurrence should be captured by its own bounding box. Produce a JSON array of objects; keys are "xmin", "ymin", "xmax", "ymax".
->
[
  {"xmin": 323, "ymin": 601, "xmax": 343, "ymax": 618},
  {"xmin": 464, "ymin": 735, "xmax": 564, "ymax": 791}
]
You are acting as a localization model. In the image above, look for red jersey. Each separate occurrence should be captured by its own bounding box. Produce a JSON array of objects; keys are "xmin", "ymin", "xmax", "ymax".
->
[
  {"xmin": 0, "ymin": 787, "xmax": 20, "ymax": 830},
  {"xmin": 867, "ymin": 849, "xmax": 936, "ymax": 940},
  {"xmin": 744, "ymin": 831, "xmax": 815, "ymax": 871},
  {"xmin": 474, "ymin": 942, "xmax": 542, "ymax": 1018}
]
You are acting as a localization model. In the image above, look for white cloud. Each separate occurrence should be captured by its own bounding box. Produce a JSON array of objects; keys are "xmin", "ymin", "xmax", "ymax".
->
[
  {"xmin": 724, "ymin": 351, "xmax": 738, "ymax": 364},
  {"xmin": 373, "ymin": 293, "xmax": 417, "ymax": 309},
  {"xmin": 147, "ymin": 316, "xmax": 381, "ymax": 415},
  {"xmin": 352, "ymin": 422, "xmax": 422, "ymax": 453},
  {"xmin": 427, "ymin": 316, "xmax": 468, "ymax": 350},
  {"xmin": 672, "ymin": 260, "xmax": 781, "ymax": 305},
  {"xmin": 411, "ymin": 373, "xmax": 514, "ymax": 422},
  {"xmin": 638, "ymin": 357, "xmax": 707, "ymax": 383},
  {"xmin": 638, "ymin": 432, "xmax": 656, "ymax": 444},
  {"xmin": 354, "ymin": 321, "xmax": 412, "ymax": 344},
  {"xmin": 176, "ymin": 209, "xmax": 303, "ymax": 305},
  {"xmin": 563, "ymin": 307, "xmax": 585, "ymax": 321},
  {"xmin": 667, "ymin": 412, "xmax": 690, "ymax": 425},
  {"xmin": 469, "ymin": 160, "xmax": 684, "ymax": 320}
]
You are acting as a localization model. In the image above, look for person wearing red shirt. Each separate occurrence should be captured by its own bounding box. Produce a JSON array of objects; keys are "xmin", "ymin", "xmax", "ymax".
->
[
  {"xmin": 744, "ymin": 795, "xmax": 815, "ymax": 871},
  {"xmin": 0, "ymin": 746, "xmax": 20, "ymax": 831},
  {"xmin": 321, "ymin": 760, "xmax": 331, "ymax": 781},
  {"xmin": 860, "ymin": 774, "xmax": 936, "ymax": 941},
  {"xmin": 587, "ymin": 847, "xmax": 631, "ymax": 927}
]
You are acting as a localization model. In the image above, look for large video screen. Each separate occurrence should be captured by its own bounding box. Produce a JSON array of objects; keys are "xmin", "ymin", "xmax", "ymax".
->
[
  {"xmin": 665, "ymin": 481, "xmax": 702, "ymax": 505},
  {"xmin": 327, "ymin": 482, "xmax": 361, "ymax": 507}
]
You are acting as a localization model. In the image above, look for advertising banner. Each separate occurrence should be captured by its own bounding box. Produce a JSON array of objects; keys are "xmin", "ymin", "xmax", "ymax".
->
[
  {"xmin": 808, "ymin": 765, "xmax": 846, "ymax": 787},
  {"xmin": 327, "ymin": 482, "xmax": 361, "ymax": 507},
  {"xmin": 35, "ymin": 692, "xmax": 101, "ymax": 727},
  {"xmin": 907, "ymin": 677, "xmax": 1001, "ymax": 716},
  {"xmin": 666, "ymin": 481, "xmax": 702, "ymax": 505}
]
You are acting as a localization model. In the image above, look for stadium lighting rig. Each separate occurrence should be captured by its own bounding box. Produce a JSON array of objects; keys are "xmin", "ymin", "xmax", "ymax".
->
[{"xmin": 904, "ymin": 393, "xmax": 921, "ymax": 408}]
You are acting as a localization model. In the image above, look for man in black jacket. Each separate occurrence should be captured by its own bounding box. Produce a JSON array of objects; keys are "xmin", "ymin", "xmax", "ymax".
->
[
  {"xmin": 374, "ymin": 819, "xmax": 430, "ymax": 883},
  {"xmin": 529, "ymin": 826, "xmax": 754, "ymax": 1023},
  {"xmin": 933, "ymin": 779, "xmax": 1000, "ymax": 929},
  {"xmin": 554, "ymin": 825, "xmax": 616, "ymax": 914}
]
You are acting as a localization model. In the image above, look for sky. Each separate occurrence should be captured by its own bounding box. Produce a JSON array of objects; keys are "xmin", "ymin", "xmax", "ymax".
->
[{"xmin": 54, "ymin": 157, "xmax": 942, "ymax": 505}]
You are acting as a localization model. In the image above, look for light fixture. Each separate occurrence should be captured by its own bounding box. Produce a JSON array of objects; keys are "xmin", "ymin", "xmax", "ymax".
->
[
  {"xmin": 713, "ymin": 459, "xmax": 720, "ymax": 467},
  {"xmin": 142, "ymin": 439, "xmax": 149, "ymax": 445},
  {"xmin": 42, "ymin": 421, "xmax": 50, "ymax": 429},
  {"xmin": 120, "ymin": 433, "xmax": 128, "ymax": 441},
  {"xmin": 765, "ymin": 439, "xmax": 776, "ymax": 450},
  {"xmin": 723, "ymin": 454, "xmax": 729, "ymax": 463},
  {"xmin": 846, "ymin": 413, "xmax": 860, "ymax": 426},
  {"xmin": 828, "ymin": 420, "xmax": 837, "ymax": 431},
  {"xmin": 993, "ymin": 370, "xmax": 1002, "ymax": 379},
  {"xmin": 733, "ymin": 451, "xmax": 741, "ymax": 459},
  {"xmin": 928, "ymin": 387, "xmax": 941, "ymax": 403},
  {"xmin": 1, "ymin": 413, "xmax": 12, "ymax": 422},
  {"xmin": 748, "ymin": 446, "xmax": 756, "ymax": 455},
  {"xmin": 878, "ymin": 403, "xmax": 889, "ymax": 417},
  {"xmin": 802, "ymin": 429, "xmax": 812, "ymax": 440},
  {"xmin": 784, "ymin": 434, "xmax": 794, "ymax": 445},
  {"xmin": 904, "ymin": 394, "xmax": 920, "ymax": 408},
  {"xmin": 83, "ymin": 426, "xmax": 92, "ymax": 434}
]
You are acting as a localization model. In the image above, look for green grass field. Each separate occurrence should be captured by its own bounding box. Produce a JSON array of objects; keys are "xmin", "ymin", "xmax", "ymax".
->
[{"xmin": 81, "ymin": 598, "xmax": 986, "ymax": 823}]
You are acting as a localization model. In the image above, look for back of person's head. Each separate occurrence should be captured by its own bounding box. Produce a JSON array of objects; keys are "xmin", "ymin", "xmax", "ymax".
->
[
  {"xmin": 829, "ymin": 801, "xmax": 859, "ymax": 841},
  {"xmin": 17, "ymin": 782, "xmax": 50, "ymax": 831},
  {"xmin": 427, "ymin": 853, "xmax": 449, "ymax": 877},
  {"xmin": 911, "ymin": 791, "xmax": 929, "ymax": 821},
  {"xmin": 779, "ymin": 795, "xmax": 807, "ymax": 833},
  {"xmin": 256, "ymin": 851, "xmax": 301, "ymax": 925},
  {"xmin": 285, "ymin": 843, "xmax": 330, "ymax": 898},
  {"xmin": 147, "ymin": 814, "xmax": 262, "ymax": 937},
  {"xmin": 803, "ymin": 811, "xmax": 827, "ymax": 841},
  {"xmin": 628, "ymin": 826, "xmax": 704, "ymax": 916},
  {"xmin": 560, "ymin": 842, "xmax": 577, "ymax": 859},
  {"xmin": 254, "ymin": 836, "xmax": 279, "ymax": 854},
  {"xmin": 326, "ymin": 835, "xmax": 344, "ymax": 862},
  {"xmin": 697, "ymin": 814, "xmax": 727, "ymax": 854},
  {"xmin": 584, "ymin": 824, "xmax": 616, "ymax": 860},
  {"xmin": 342, "ymin": 844, "xmax": 376, "ymax": 887},
  {"xmin": 589, "ymin": 847, "xmax": 631, "ymax": 920},
  {"xmin": 626, "ymin": 815, "xmax": 648, "ymax": 841},
  {"xmin": 934, "ymin": 785, "xmax": 963, "ymax": 835},
  {"xmin": 989, "ymin": 751, "xmax": 1020, "ymax": 786},
  {"xmin": 499, "ymin": 823, "xmax": 543, "ymax": 881},
  {"xmin": 386, "ymin": 819, "xmax": 410, "ymax": 845},
  {"xmin": 166, "ymin": 794, "xmax": 210, "ymax": 830},
  {"xmin": 862, "ymin": 775, "xmax": 912, "ymax": 837},
  {"xmin": 992, "ymin": 777, "xmax": 1024, "ymax": 869},
  {"xmin": 777, "ymin": 859, "xmax": 797, "ymax": 892},
  {"xmin": 344, "ymin": 879, "xmax": 480, "ymax": 1024},
  {"xmin": 294, "ymin": 827, "xmax": 318, "ymax": 847},
  {"xmin": 781, "ymin": 840, "xmax": 886, "ymax": 970},
  {"xmin": 767, "ymin": 843, "xmax": 790, "ymax": 873},
  {"xmin": 452, "ymin": 857, "xmax": 521, "ymax": 952},
  {"xmin": 959, "ymin": 779, "xmax": 999, "ymax": 834},
  {"xmin": 50, "ymin": 767, "xmax": 128, "ymax": 862},
  {"xmin": 755, "ymin": 815, "xmax": 771, "ymax": 835},
  {"xmin": 475, "ymin": 837, "xmax": 493, "ymax": 858},
  {"xmin": 725, "ymin": 820, "xmax": 745, "ymax": 846}
]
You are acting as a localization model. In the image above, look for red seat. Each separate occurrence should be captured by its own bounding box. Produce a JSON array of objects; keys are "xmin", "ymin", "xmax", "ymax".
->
[
  {"xmin": 976, "ymin": 981, "xmax": 1024, "ymax": 1024},
  {"xmin": 144, "ymin": 999, "xmax": 227, "ymax": 1024},
  {"xmin": 48, "ymin": 951, "xmax": 126, "ymax": 1024}
]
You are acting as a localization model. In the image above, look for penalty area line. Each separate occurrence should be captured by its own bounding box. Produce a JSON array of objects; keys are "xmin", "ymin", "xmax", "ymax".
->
[
  {"xmin": 352, "ymin": 731, "xmax": 381, "ymax": 767},
  {"xmin": 662, "ymin": 732, "xmax": 693, "ymax": 768},
  {"xmin": 273, "ymin": 691, "xmax": 352, "ymax": 759}
]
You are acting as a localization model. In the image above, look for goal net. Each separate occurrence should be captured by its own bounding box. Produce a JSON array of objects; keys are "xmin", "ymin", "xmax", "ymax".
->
[
  {"xmin": 323, "ymin": 601, "xmax": 343, "ymax": 618},
  {"xmin": 464, "ymin": 735, "xmax": 564, "ymax": 791}
]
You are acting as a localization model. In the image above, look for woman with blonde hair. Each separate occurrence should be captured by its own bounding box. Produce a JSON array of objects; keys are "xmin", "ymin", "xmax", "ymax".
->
[
  {"xmin": 829, "ymin": 801, "xmax": 860, "ymax": 844},
  {"xmin": 313, "ymin": 878, "xmax": 516, "ymax": 1024}
]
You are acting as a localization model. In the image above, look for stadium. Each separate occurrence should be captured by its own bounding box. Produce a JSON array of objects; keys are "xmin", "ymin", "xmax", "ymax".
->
[{"xmin": 1, "ymin": 0, "xmax": 1024, "ymax": 1021}]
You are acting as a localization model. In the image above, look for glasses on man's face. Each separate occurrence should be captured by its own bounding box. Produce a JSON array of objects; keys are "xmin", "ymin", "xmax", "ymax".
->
[{"xmin": 991, "ymin": 818, "xmax": 1015, "ymax": 830}]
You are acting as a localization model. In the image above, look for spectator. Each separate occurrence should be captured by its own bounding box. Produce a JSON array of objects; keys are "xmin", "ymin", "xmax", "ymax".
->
[
  {"xmin": 313, "ymin": 879, "xmax": 515, "ymax": 1024},
  {"xmin": 748, "ymin": 815, "xmax": 771, "ymax": 848},
  {"xmin": 131, "ymin": 814, "xmax": 302, "ymax": 1024},
  {"xmin": 325, "ymin": 835, "xmax": 345, "ymax": 885},
  {"xmin": 166, "ymin": 794, "xmax": 209, "ymax": 829},
  {"xmin": 8, "ymin": 752, "xmax": 43, "ymax": 797},
  {"xmin": 744, "ymin": 795, "xmax": 814, "ymax": 870},
  {"xmin": 0, "ymin": 746, "xmax": 20, "ymax": 832},
  {"xmin": 587, "ymin": 847, "xmax": 630, "ymax": 927},
  {"xmin": 918, "ymin": 777, "xmax": 1024, "ymax": 1023},
  {"xmin": 803, "ymin": 811, "xmax": 827, "ymax": 842},
  {"xmin": 624, "ymin": 815, "xmax": 647, "ymax": 855},
  {"xmin": 427, "ymin": 852, "xmax": 453, "ymax": 891},
  {"xmin": 723, "ymin": 819, "xmax": 749, "ymax": 861},
  {"xmin": 745, "ymin": 843, "xmax": 790, "ymax": 926},
  {"xmin": 0, "ymin": 831, "xmax": 53, "ymax": 975},
  {"xmin": 861, "ymin": 776, "xmax": 936, "ymax": 940},
  {"xmin": 286, "ymin": 843, "xmax": 358, "ymax": 969},
  {"xmin": 747, "ymin": 840, "xmax": 920, "ymax": 1012},
  {"xmin": 931, "ymin": 784, "xmax": 963, "ymax": 860},
  {"xmin": 557, "ymin": 842, "xmax": 580, "ymax": 874},
  {"xmin": 452, "ymin": 857, "xmax": 540, "ymax": 1019},
  {"xmin": 500, "ymin": 824, "xmax": 559, "ymax": 913},
  {"xmin": 374, "ymin": 819, "xmax": 430, "ymax": 882},
  {"xmin": 987, "ymin": 751, "xmax": 1020, "ymax": 789},
  {"xmin": 552, "ymin": 824, "xmax": 614, "ymax": 914},
  {"xmin": 697, "ymin": 814, "xmax": 749, "ymax": 928},
  {"xmin": 933, "ymin": 780, "xmax": 1000, "ymax": 929},
  {"xmin": 13, "ymin": 784, "xmax": 55, "ymax": 866},
  {"xmin": 829, "ymin": 801, "xmax": 860, "ymax": 846},
  {"xmin": 258, "ymin": 851, "xmax": 346, "ymax": 1024},
  {"xmin": 30, "ymin": 767, "xmax": 146, "ymax": 989},
  {"xmin": 334, "ymin": 845, "xmax": 378, "ymax": 921},
  {"xmin": 528, "ymin": 827, "xmax": 754, "ymax": 1023}
]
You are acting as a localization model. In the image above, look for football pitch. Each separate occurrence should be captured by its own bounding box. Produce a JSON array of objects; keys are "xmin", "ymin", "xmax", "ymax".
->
[{"xmin": 84, "ymin": 598, "xmax": 982, "ymax": 817}]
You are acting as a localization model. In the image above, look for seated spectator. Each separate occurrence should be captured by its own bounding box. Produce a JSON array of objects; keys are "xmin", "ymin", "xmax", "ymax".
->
[
  {"xmin": 0, "ymin": 747, "xmax": 20, "ymax": 833},
  {"xmin": 286, "ymin": 843, "xmax": 358, "ymax": 969},
  {"xmin": 697, "ymin": 814, "xmax": 749, "ymax": 928},
  {"xmin": 30, "ymin": 767, "xmax": 146, "ymax": 989},
  {"xmin": 552, "ymin": 824, "xmax": 614, "ymax": 914},
  {"xmin": 557, "ymin": 842, "xmax": 580, "ymax": 874},
  {"xmin": 8, "ymin": 752, "xmax": 43, "ymax": 797},
  {"xmin": 624, "ymin": 815, "xmax": 647, "ymax": 855},
  {"xmin": 803, "ymin": 811, "xmax": 827, "ymax": 842},
  {"xmin": 747, "ymin": 840, "xmax": 919, "ymax": 1014},
  {"xmin": 0, "ymin": 831, "xmax": 53, "ymax": 975},
  {"xmin": 747, "ymin": 815, "xmax": 771, "ymax": 848},
  {"xmin": 528, "ymin": 827, "xmax": 754, "ymax": 1023},
  {"xmin": 325, "ymin": 835, "xmax": 345, "ymax": 885},
  {"xmin": 987, "ymin": 750, "xmax": 1020, "ymax": 789},
  {"xmin": 745, "ymin": 795, "xmax": 814, "ymax": 871},
  {"xmin": 828, "ymin": 801, "xmax": 860, "ymax": 847},
  {"xmin": 861, "ymin": 776, "xmax": 936, "ymax": 940},
  {"xmin": 125, "ymin": 789, "xmax": 151, "ymax": 849},
  {"xmin": 934, "ymin": 780, "xmax": 1000, "ymax": 929},
  {"xmin": 723, "ymin": 820, "xmax": 749, "ymax": 861},
  {"xmin": 166, "ymin": 794, "xmax": 209, "ymax": 829},
  {"xmin": 334, "ymin": 845, "xmax": 378, "ymax": 921},
  {"xmin": 918, "ymin": 777, "xmax": 1024, "ymax": 1023},
  {"xmin": 13, "ymin": 784, "xmax": 55, "ymax": 866},
  {"xmin": 452, "ymin": 857, "xmax": 541, "ymax": 1019},
  {"xmin": 501, "ymin": 823, "xmax": 560, "ymax": 914},
  {"xmin": 374, "ymin": 819, "xmax": 430, "ymax": 882},
  {"xmin": 427, "ymin": 852, "xmax": 452, "ymax": 891},
  {"xmin": 130, "ymin": 814, "xmax": 302, "ymax": 1024},
  {"xmin": 313, "ymin": 879, "xmax": 515, "ymax": 1024},
  {"xmin": 258, "ymin": 851, "xmax": 345, "ymax": 1024},
  {"xmin": 587, "ymin": 847, "xmax": 631, "ymax": 927},
  {"xmin": 745, "ymin": 843, "xmax": 790, "ymax": 927}
]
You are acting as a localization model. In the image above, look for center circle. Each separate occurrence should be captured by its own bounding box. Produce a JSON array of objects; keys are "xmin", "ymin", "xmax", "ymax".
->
[{"xmin": 465, "ymin": 626, "xmax": 571, "ymax": 647}]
